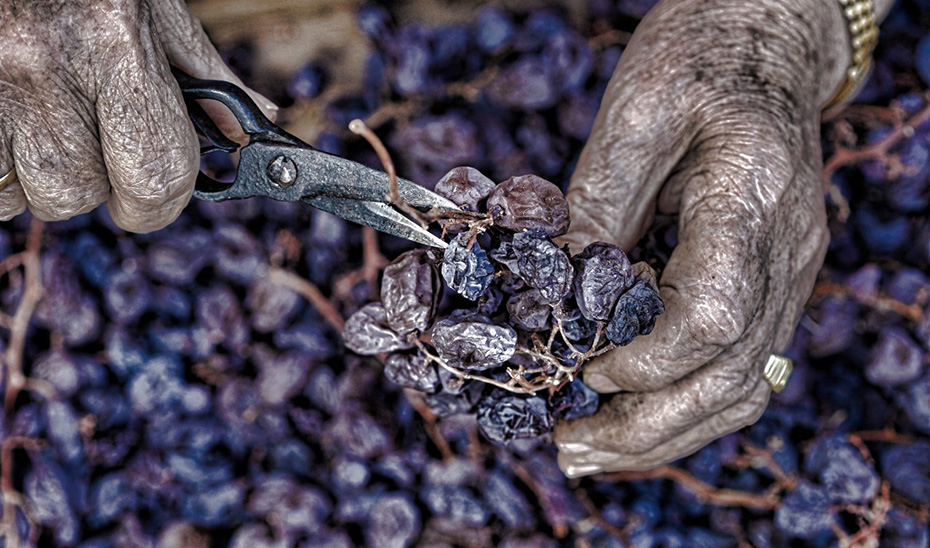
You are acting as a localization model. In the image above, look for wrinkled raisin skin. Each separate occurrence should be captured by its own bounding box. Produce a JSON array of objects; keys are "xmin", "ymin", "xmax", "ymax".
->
[
  {"xmin": 431, "ymin": 315, "xmax": 517, "ymax": 371},
  {"xmin": 343, "ymin": 303, "xmax": 413, "ymax": 354},
  {"xmin": 511, "ymin": 229, "xmax": 573, "ymax": 304},
  {"xmin": 441, "ymin": 234, "xmax": 495, "ymax": 301},
  {"xmin": 605, "ymin": 280, "xmax": 664, "ymax": 346},
  {"xmin": 572, "ymin": 242, "xmax": 634, "ymax": 321},
  {"xmin": 381, "ymin": 250, "xmax": 440, "ymax": 334},
  {"xmin": 486, "ymin": 174, "xmax": 570, "ymax": 236}
]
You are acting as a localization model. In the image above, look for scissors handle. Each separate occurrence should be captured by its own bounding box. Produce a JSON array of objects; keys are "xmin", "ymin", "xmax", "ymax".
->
[
  {"xmin": 173, "ymin": 68, "xmax": 306, "ymax": 196},
  {"xmin": 172, "ymin": 68, "xmax": 286, "ymax": 142}
]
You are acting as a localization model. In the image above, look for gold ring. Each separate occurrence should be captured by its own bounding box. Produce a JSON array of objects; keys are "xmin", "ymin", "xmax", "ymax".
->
[
  {"xmin": 0, "ymin": 167, "xmax": 16, "ymax": 192},
  {"xmin": 763, "ymin": 354, "xmax": 793, "ymax": 393}
]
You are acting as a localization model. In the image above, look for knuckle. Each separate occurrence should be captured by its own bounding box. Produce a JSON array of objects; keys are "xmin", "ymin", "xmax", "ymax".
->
[
  {"xmin": 707, "ymin": 358, "xmax": 765, "ymax": 410},
  {"xmin": 109, "ymin": 150, "xmax": 195, "ymax": 233},
  {"xmin": 14, "ymin": 146, "xmax": 108, "ymax": 220},
  {"xmin": 25, "ymin": 182, "xmax": 104, "ymax": 220},
  {"xmin": 599, "ymin": 87, "xmax": 669, "ymax": 149},
  {"xmin": 717, "ymin": 381, "xmax": 769, "ymax": 430},
  {"xmin": 682, "ymin": 288, "xmax": 748, "ymax": 349},
  {"xmin": 690, "ymin": 131, "xmax": 795, "ymax": 218},
  {"xmin": 0, "ymin": 193, "xmax": 27, "ymax": 220},
  {"xmin": 130, "ymin": 148, "xmax": 196, "ymax": 204},
  {"xmin": 726, "ymin": 367, "xmax": 759, "ymax": 403}
]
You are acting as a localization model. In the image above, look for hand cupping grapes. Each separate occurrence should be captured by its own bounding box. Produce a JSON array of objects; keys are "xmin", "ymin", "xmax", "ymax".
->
[{"xmin": 342, "ymin": 167, "xmax": 663, "ymax": 443}]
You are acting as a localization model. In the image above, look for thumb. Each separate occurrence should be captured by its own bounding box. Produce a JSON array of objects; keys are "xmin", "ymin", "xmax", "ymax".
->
[
  {"xmin": 564, "ymin": 53, "xmax": 693, "ymax": 253},
  {"xmin": 149, "ymin": 0, "xmax": 279, "ymax": 133}
]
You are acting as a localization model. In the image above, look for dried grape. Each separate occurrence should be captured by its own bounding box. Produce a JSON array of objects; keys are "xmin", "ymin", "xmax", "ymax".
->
[
  {"xmin": 434, "ymin": 167, "xmax": 497, "ymax": 210},
  {"xmin": 505, "ymin": 289, "xmax": 551, "ymax": 331},
  {"xmin": 489, "ymin": 237, "xmax": 521, "ymax": 276},
  {"xmin": 511, "ymin": 229, "xmax": 573, "ymax": 303},
  {"xmin": 486, "ymin": 174, "xmax": 570, "ymax": 236},
  {"xmin": 381, "ymin": 250, "xmax": 440, "ymax": 334},
  {"xmin": 476, "ymin": 393, "xmax": 552, "ymax": 443},
  {"xmin": 571, "ymin": 242, "xmax": 634, "ymax": 321},
  {"xmin": 475, "ymin": 285, "xmax": 505, "ymax": 317},
  {"xmin": 431, "ymin": 315, "xmax": 517, "ymax": 371},
  {"xmin": 441, "ymin": 233, "xmax": 495, "ymax": 300},
  {"xmin": 605, "ymin": 279, "xmax": 665, "ymax": 346},
  {"xmin": 343, "ymin": 303, "xmax": 413, "ymax": 354},
  {"xmin": 384, "ymin": 353, "xmax": 440, "ymax": 393},
  {"xmin": 549, "ymin": 380, "xmax": 599, "ymax": 421}
]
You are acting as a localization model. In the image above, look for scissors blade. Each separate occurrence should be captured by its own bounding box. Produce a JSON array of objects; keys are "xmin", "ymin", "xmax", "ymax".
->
[
  {"xmin": 306, "ymin": 196, "xmax": 448, "ymax": 249},
  {"xmin": 286, "ymin": 146, "xmax": 459, "ymax": 212}
]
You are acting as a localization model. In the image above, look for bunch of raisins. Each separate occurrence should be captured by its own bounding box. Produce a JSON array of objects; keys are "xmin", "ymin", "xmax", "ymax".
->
[{"xmin": 343, "ymin": 167, "xmax": 664, "ymax": 443}]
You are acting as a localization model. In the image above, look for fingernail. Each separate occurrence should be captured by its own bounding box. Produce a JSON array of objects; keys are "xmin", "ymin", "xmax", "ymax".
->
[
  {"xmin": 557, "ymin": 442, "xmax": 593, "ymax": 454},
  {"xmin": 586, "ymin": 373, "xmax": 620, "ymax": 393},
  {"xmin": 565, "ymin": 463, "xmax": 603, "ymax": 478}
]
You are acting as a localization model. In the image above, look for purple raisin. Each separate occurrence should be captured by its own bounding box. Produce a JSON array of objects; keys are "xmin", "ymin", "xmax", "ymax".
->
[
  {"xmin": 381, "ymin": 250, "xmax": 440, "ymax": 334},
  {"xmin": 434, "ymin": 167, "xmax": 497, "ymax": 210},
  {"xmin": 487, "ymin": 174, "xmax": 570, "ymax": 236},
  {"xmin": 431, "ymin": 314, "xmax": 517, "ymax": 371},
  {"xmin": 343, "ymin": 304, "xmax": 413, "ymax": 355},
  {"xmin": 572, "ymin": 242, "xmax": 634, "ymax": 321}
]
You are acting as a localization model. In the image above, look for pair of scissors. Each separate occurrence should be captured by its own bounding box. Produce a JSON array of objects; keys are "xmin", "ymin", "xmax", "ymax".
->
[{"xmin": 173, "ymin": 69, "xmax": 453, "ymax": 249}]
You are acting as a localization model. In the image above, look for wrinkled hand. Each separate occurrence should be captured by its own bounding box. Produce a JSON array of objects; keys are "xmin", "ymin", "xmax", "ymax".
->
[
  {"xmin": 555, "ymin": 0, "xmax": 854, "ymax": 476},
  {"xmin": 0, "ymin": 0, "xmax": 275, "ymax": 232}
]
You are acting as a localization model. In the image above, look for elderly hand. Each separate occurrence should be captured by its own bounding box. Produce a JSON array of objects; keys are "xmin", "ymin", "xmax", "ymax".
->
[
  {"xmin": 0, "ymin": 0, "xmax": 275, "ymax": 233},
  {"xmin": 554, "ymin": 0, "xmax": 866, "ymax": 476}
]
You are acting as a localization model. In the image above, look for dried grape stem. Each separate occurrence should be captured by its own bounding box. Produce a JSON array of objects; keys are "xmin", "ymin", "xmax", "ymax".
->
[
  {"xmin": 587, "ymin": 27, "xmax": 632, "ymax": 50},
  {"xmin": 834, "ymin": 482, "xmax": 890, "ymax": 547},
  {"xmin": 821, "ymin": 94, "xmax": 930, "ymax": 222},
  {"xmin": 737, "ymin": 440, "xmax": 798, "ymax": 492},
  {"xmin": 403, "ymin": 389, "xmax": 454, "ymax": 461},
  {"xmin": 2, "ymin": 219, "xmax": 45, "ymax": 412},
  {"xmin": 506, "ymin": 457, "xmax": 570, "ymax": 538},
  {"xmin": 516, "ymin": 344, "xmax": 561, "ymax": 373},
  {"xmin": 0, "ymin": 221, "xmax": 51, "ymax": 547},
  {"xmin": 553, "ymin": 312, "xmax": 586, "ymax": 358},
  {"xmin": 413, "ymin": 339, "xmax": 537, "ymax": 394},
  {"xmin": 811, "ymin": 280, "xmax": 923, "ymax": 322},
  {"xmin": 889, "ymin": 491, "xmax": 930, "ymax": 522},
  {"xmin": 573, "ymin": 486, "xmax": 632, "ymax": 543},
  {"xmin": 363, "ymin": 100, "xmax": 417, "ymax": 132},
  {"xmin": 823, "ymin": 92, "xmax": 930, "ymax": 182},
  {"xmin": 822, "ymin": 102, "xmax": 905, "ymax": 125},
  {"xmin": 0, "ymin": 254, "xmax": 24, "ymax": 277},
  {"xmin": 268, "ymin": 267, "xmax": 345, "ymax": 332},
  {"xmin": 444, "ymin": 65, "xmax": 500, "ymax": 103},
  {"xmin": 601, "ymin": 466, "xmax": 782, "ymax": 510},
  {"xmin": 462, "ymin": 215, "xmax": 495, "ymax": 250},
  {"xmin": 348, "ymin": 118, "xmax": 431, "ymax": 228},
  {"xmin": 1, "ymin": 437, "xmax": 42, "ymax": 547},
  {"xmin": 853, "ymin": 428, "xmax": 917, "ymax": 445},
  {"xmin": 361, "ymin": 226, "xmax": 387, "ymax": 294}
]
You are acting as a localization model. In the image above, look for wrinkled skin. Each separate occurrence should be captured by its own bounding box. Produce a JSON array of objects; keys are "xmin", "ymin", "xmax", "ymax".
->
[
  {"xmin": 555, "ymin": 0, "xmax": 892, "ymax": 476},
  {"xmin": 0, "ymin": 0, "xmax": 276, "ymax": 232}
]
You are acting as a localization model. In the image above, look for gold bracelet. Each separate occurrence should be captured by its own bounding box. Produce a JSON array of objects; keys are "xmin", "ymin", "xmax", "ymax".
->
[{"xmin": 823, "ymin": 0, "xmax": 879, "ymax": 111}]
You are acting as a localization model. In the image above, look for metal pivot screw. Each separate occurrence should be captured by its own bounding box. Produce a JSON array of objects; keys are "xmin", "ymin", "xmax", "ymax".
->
[{"xmin": 267, "ymin": 155, "xmax": 297, "ymax": 187}]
